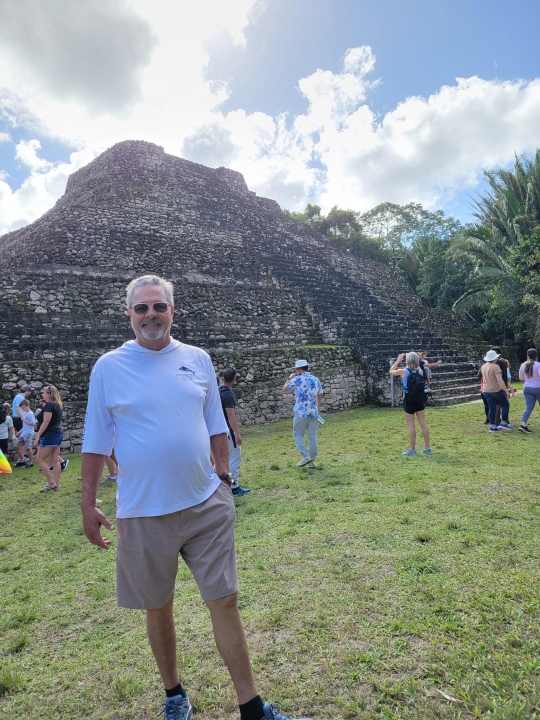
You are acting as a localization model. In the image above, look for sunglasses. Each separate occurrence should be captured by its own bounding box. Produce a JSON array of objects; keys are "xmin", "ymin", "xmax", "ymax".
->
[{"xmin": 130, "ymin": 302, "xmax": 172, "ymax": 315}]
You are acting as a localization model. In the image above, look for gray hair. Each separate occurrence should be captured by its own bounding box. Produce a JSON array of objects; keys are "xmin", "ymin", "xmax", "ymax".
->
[
  {"xmin": 406, "ymin": 352, "xmax": 420, "ymax": 370},
  {"xmin": 126, "ymin": 275, "xmax": 174, "ymax": 307}
]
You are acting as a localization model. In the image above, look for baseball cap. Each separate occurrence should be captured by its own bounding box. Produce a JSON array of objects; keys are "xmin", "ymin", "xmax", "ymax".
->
[
  {"xmin": 483, "ymin": 350, "xmax": 500, "ymax": 362},
  {"xmin": 294, "ymin": 359, "xmax": 309, "ymax": 368},
  {"xmin": 20, "ymin": 384, "xmax": 33, "ymax": 392}
]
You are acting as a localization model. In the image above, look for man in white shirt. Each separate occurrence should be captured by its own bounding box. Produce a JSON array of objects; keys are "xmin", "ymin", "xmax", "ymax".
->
[{"xmin": 81, "ymin": 275, "xmax": 310, "ymax": 720}]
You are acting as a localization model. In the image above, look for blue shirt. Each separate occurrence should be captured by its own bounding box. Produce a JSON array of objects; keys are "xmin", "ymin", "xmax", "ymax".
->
[
  {"xmin": 286, "ymin": 372, "xmax": 322, "ymax": 418},
  {"xmin": 12, "ymin": 393, "xmax": 25, "ymax": 418}
]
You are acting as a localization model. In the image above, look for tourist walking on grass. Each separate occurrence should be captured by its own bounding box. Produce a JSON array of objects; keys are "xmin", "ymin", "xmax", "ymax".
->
[
  {"xmin": 12, "ymin": 384, "xmax": 32, "ymax": 466},
  {"xmin": 390, "ymin": 352, "xmax": 432, "ymax": 456},
  {"xmin": 220, "ymin": 367, "xmax": 251, "ymax": 496},
  {"xmin": 0, "ymin": 403, "xmax": 16, "ymax": 459},
  {"xmin": 518, "ymin": 348, "xmax": 540, "ymax": 433},
  {"xmin": 34, "ymin": 385, "xmax": 64, "ymax": 491},
  {"xmin": 15, "ymin": 399, "xmax": 35, "ymax": 468},
  {"xmin": 481, "ymin": 350, "xmax": 512, "ymax": 432},
  {"xmin": 283, "ymin": 359, "xmax": 323, "ymax": 468},
  {"xmin": 81, "ymin": 274, "xmax": 311, "ymax": 720}
]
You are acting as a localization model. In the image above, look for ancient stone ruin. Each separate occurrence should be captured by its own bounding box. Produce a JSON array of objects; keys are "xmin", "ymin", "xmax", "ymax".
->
[{"xmin": 0, "ymin": 140, "xmax": 486, "ymax": 454}]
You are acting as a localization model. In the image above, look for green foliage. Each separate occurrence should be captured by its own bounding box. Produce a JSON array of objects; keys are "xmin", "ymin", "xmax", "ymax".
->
[
  {"xmin": 284, "ymin": 204, "xmax": 390, "ymax": 263},
  {"xmin": 450, "ymin": 151, "xmax": 540, "ymax": 346},
  {"xmin": 286, "ymin": 149, "xmax": 540, "ymax": 347}
]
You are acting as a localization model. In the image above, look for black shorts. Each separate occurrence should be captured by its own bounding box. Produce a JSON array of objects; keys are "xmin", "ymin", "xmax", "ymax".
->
[
  {"xmin": 13, "ymin": 417, "xmax": 22, "ymax": 432},
  {"xmin": 0, "ymin": 438, "xmax": 8, "ymax": 455},
  {"xmin": 403, "ymin": 395, "xmax": 426, "ymax": 415}
]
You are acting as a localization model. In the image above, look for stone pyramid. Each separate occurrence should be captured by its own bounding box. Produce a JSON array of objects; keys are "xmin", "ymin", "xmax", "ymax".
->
[{"xmin": 0, "ymin": 140, "xmax": 486, "ymax": 453}]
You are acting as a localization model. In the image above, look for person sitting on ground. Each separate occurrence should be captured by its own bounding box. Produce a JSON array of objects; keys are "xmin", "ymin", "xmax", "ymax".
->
[
  {"xmin": 390, "ymin": 352, "xmax": 432, "ymax": 456},
  {"xmin": 481, "ymin": 350, "xmax": 512, "ymax": 432},
  {"xmin": 15, "ymin": 399, "xmax": 35, "ymax": 468},
  {"xmin": 0, "ymin": 402, "xmax": 16, "ymax": 460},
  {"xmin": 34, "ymin": 385, "xmax": 64, "ymax": 492},
  {"xmin": 12, "ymin": 384, "xmax": 33, "ymax": 466},
  {"xmin": 518, "ymin": 348, "xmax": 540, "ymax": 433}
]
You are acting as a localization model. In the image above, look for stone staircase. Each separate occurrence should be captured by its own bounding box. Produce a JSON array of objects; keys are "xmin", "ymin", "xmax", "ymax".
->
[{"xmin": 244, "ymin": 235, "xmax": 481, "ymax": 406}]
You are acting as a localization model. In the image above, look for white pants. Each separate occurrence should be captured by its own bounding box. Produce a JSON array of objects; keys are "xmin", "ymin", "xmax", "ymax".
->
[
  {"xmin": 293, "ymin": 415, "xmax": 318, "ymax": 460},
  {"xmin": 228, "ymin": 434, "xmax": 242, "ymax": 488}
]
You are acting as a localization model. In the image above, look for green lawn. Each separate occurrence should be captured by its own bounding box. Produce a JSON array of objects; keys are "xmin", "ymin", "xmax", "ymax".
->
[{"xmin": 1, "ymin": 393, "xmax": 540, "ymax": 720}]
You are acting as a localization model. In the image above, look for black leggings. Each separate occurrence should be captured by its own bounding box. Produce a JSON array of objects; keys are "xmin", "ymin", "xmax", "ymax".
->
[
  {"xmin": 481, "ymin": 392, "xmax": 489, "ymax": 419},
  {"xmin": 0, "ymin": 438, "xmax": 8, "ymax": 455}
]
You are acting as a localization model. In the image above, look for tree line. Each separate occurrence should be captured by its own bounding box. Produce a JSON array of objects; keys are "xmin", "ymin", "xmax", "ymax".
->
[{"xmin": 285, "ymin": 150, "xmax": 540, "ymax": 351}]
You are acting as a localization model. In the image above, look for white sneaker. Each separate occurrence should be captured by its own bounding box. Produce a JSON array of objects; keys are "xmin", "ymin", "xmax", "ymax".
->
[{"xmin": 297, "ymin": 458, "xmax": 311, "ymax": 467}]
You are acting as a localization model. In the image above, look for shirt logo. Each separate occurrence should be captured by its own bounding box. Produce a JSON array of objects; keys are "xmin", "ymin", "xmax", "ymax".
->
[{"xmin": 176, "ymin": 366, "xmax": 196, "ymax": 381}]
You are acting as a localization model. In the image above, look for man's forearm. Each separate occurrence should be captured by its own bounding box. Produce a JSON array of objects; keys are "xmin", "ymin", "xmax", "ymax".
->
[
  {"xmin": 210, "ymin": 433, "xmax": 229, "ymax": 476},
  {"xmin": 316, "ymin": 396, "xmax": 321, "ymax": 412},
  {"xmin": 81, "ymin": 453, "xmax": 106, "ymax": 508}
]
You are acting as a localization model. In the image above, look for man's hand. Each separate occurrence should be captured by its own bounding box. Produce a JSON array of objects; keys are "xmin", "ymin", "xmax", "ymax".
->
[
  {"xmin": 236, "ymin": 433, "xmax": 243, "ymax": 446},
  {"xmin": 82, "ymin": 505, "xmax": 115, "ymax": 549}
]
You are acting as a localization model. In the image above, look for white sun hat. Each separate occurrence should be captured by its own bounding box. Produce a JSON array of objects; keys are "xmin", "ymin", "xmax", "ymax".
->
[
  {"xmin": 294, "ymin": 359, "xmax": 309, "ymax": 368},
  {"xmin": 484, "ymin": 350, "xmax": 501, "ymax": 362}
]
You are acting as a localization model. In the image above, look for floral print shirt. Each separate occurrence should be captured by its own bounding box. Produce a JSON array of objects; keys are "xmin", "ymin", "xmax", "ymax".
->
[{"xmin": 286, "ymin": 372, "xmax": 323, "ymax": 418}]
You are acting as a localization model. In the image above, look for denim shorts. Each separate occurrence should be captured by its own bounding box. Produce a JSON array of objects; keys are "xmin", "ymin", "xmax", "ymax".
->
[{"xmin": 39, "ymin": 431, "xmax": 63, "ymax": 448}]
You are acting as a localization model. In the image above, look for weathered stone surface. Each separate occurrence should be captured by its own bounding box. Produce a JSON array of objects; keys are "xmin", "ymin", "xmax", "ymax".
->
[{"xmin": 0, "ymin": 140, "xmax": 488, "ymax": 454}]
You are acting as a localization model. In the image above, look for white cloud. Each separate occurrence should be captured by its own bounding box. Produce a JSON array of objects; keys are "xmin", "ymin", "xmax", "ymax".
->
[
  {"xmin": 14, "ymin": 139, "xmax": 51, "ymax": 171},
  {"xmin": 0, "ymin": 148, "xmax": 95, "ymax": 234},
  {"xmin": 2, "ymin": 2, "xmax": 540, "ymax": 236},
  {"xmin": 0, "ymin": 0, "xmax": 158, "ymax": 114}
]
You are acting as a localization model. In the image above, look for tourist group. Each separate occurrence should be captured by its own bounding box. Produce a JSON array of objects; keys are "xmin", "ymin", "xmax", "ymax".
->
[{"xmin": 2, "ymin": 273, "xmax": 538, "ymax": 720}]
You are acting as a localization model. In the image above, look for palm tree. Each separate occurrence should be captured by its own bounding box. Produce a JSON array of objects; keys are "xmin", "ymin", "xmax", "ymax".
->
[{"xmin": 452, "ymin": 150, "xmax": 540, "ymax": 312}]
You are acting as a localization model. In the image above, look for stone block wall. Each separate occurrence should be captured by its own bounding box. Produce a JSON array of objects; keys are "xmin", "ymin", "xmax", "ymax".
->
[{"xmin": 0, "ymin": 344, "xmax": 363, "ymax": 455}]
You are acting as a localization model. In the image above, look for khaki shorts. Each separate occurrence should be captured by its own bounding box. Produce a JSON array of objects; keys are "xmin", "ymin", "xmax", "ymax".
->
[
  {"xmin": 16, "ymin": 434, "xmax": 34, "ymax": 449},
  {"xmin": 116, "ymin": 483, "xmax": 238, "ymax": 609}
]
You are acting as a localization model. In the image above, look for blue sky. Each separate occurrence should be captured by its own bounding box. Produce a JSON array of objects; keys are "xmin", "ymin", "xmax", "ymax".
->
[
  {"xmin": 1, "ymin": 0, "xmax": 539, "ymax": 233},
  {"xmin": 209, "ymin": 0, "xmax": 540, "ymax": 119}
]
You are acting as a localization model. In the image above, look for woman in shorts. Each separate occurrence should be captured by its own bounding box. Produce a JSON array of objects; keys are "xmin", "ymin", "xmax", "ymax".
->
[
  {"xmin": 390, "ymin": 352, "xmax": 432, "ymax": 456},
  {"xmin": 34, "ymin": 385, "xmax": 64, "ymax": 492}
]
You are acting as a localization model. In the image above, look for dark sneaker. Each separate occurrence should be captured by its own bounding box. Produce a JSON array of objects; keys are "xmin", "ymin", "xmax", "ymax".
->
[
  {"xmin": 158, "ymin": 693, "xmax": 193, "ymax": 720},
  {"xmin": 60, "ymin": 459, "xmax": 69, "ymax": 472},
  {"xmin": 15, "ymin": 460, "xmax": 26, "ymax": 467},
  {"xmin": 232, "ymin": 485, "xmax": 251, "ymax": 496},
  {"xmin": 260, "ymin": 702, "xmax": 312, "ymax": 719},
  {"xmin": 499, "ymin": 422, "xmax": 513, "ymax": 431},
  {"xmin": 24, "ymin": 463, "xmax": 34, "ymax": 468},
  {"xmin": 100, "ymin": 475, "xmax": 117, "ymax": 485},
  {"xmin": 489, "ymin": 425, "xmax": 502, "ymax": 433},
  {"xmin": 519, "ymin": 425, "xmax": 532, "ymax": 434}
]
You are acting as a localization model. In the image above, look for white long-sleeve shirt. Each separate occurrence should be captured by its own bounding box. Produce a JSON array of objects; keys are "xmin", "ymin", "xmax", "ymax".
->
[{"xmin": 82, "ymin": 339, "xmax": 228, "ymax": 518}]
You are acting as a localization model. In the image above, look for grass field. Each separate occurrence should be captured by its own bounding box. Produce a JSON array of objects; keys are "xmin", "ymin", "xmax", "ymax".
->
[{"xmin": 1, "ymin": 392, "xmax": 540, "ymax": 720}]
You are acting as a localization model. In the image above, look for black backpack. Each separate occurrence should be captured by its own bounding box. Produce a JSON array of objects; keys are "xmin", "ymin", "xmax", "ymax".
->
[
  {"xmin": 406, "ymin": 369, "xmax": 426, "ymax": 401},
  {"xmin": 0, "ymin": 405, "xmax": 5, "ymax": 424}
]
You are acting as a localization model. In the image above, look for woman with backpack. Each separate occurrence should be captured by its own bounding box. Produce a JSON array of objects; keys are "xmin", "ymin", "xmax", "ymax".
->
[
  {"xmin": 390, "ymin": 352, "xmax": 432, "ymax": 456},
  {"xmin": 518, "ymin": 348, "xmax": 540, "ymax": 433}
]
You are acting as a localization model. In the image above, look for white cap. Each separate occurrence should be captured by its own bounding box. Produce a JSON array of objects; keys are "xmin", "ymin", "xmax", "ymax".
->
[
  {"xmin": 484, "ymin": 350, "xmax": 501, "ymax": 362},
  {"xmin": 294, "ymin": 359, "xmax": 309, "ymax": 368}
]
